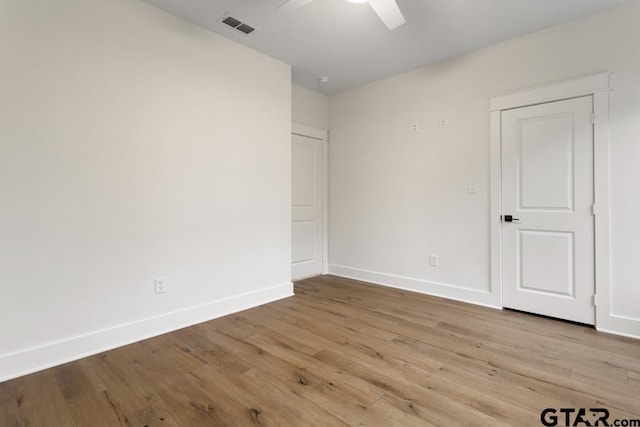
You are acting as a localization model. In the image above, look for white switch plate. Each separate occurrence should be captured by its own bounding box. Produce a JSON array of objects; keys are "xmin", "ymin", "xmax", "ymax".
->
[
  {"xmin": 155, "ymin": 277, "xmax": 167, "ymax": 294},
  {"xmin": 429, "ymin": 254, "xmax": 439, "ymax": 267},
  {"xmin": 467, "ymin": 183, "xmax": 478, "ymax": 194}
]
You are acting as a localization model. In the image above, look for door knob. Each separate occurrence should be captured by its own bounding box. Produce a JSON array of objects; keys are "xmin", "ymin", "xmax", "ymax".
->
[{"xmin": 503, "ymin": 215, "xmax": 520, "ymax": 222}]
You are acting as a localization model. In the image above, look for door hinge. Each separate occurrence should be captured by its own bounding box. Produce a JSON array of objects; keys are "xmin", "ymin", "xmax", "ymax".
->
[
  {"xmin": 591, "ymin": 204, "xmax": 596, "ymax": 216},
  {"xmin": 592, "ymin": 294, "xmax": 597, "ymax": 307},
  {"xmin": 591, "ymin": 112, "xmax": 596, "ymax": 125}
]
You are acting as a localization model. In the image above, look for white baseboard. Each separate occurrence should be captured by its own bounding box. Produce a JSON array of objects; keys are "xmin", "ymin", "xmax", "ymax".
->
[
  {"xmin": 0, "ymin": 282, "xmax": 293, "ymax": 383},
  {"xmin": 597, "ymin": 314, "xmax": 640, "ymax": 340},
  {"xmin": 328, "ymin": 264, "xmax": 501, "ymax": 310}
]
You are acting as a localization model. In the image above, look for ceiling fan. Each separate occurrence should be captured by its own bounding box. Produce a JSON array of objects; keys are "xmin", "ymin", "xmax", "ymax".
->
[{"xmin": 276, "ymin": 0, "xmax": 406, "ymax": 31}]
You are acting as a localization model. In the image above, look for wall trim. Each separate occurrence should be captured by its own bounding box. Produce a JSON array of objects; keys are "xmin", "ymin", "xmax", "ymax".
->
[
  {"xmin": 0, "ymin": 282, "xmax": 293, "ymax": 383},
  {"xmin": 597, "ymin": 327, "xmax": 640, "ymax": 341},
  {"xmin": 488, "ymin": 72, "xmax": 633, "ymax": 338},
  {"xmin": 329, "ymin": 264, "xmax": 501, "ymax": 309},
  {"xmin": 292, "ymin": 123, "xmax": 328, "ymax": 141},
  {"xmin": 598, "ymin": 315, "xmax": 640, "ymax": 340},
  {"xmin": 489, "ymin": 72, "xmax": 610, "ymax": 111}
]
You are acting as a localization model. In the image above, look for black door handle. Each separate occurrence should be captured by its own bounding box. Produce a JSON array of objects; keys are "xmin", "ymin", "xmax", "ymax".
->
[{"xmin": 503, "ymin": 215, "xmax": 520, "ymax": 222}]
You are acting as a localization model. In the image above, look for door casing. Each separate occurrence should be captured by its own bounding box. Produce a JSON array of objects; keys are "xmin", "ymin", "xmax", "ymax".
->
[{"xmin": 488, "ymin": 72, "xmax": 611, "ymax": 329}]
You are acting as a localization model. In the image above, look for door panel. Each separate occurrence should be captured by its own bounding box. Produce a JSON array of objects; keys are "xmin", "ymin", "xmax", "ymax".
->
[
  {"xmin": 291, "ymin": 134, "xmax": 323, "ymax": 279},
  {"xmin": 519, "ymin": 230, "xmax": 574, "ymax": 297},
  {"xmin": 502, "ymin": 96, "xmax": 595, "ymax": 324},
  {"xmin": 292, "ymin": 221, "xmax": 315, "ymax": 263},
  {"xmin": 292, "ymin": 142, "xmax": 315, "ymax": 207},
  {"xmin": 519, "ymin": 114, "xmax": 574, "ymax": 210}
]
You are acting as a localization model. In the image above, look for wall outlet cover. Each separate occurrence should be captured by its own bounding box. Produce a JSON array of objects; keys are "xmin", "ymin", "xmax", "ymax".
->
[{"xmin": 155, "ymin": 277, "xmax": 167, "ymax": 294}]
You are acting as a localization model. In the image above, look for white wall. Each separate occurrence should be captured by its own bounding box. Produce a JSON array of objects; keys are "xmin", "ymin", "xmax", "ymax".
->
[
  {"xmin": 0, "ymin": 0, "xmax": 292, "ymax": 381},
  {"xmin": 292, "ymin": 84, "xmax": 330, "ymax": 131},
  {"xmin": 329, "ymin": 0, "xmax": 640, "ymax": 336}
]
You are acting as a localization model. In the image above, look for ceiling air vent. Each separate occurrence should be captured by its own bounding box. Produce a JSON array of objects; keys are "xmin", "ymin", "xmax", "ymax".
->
[
  {"xmin": 219, "ymin": 14, "xmax": 256, "ymax": 36},
  {"xmin": 236, "ymin": 23, "xmax": 255, "ymax": 35}
]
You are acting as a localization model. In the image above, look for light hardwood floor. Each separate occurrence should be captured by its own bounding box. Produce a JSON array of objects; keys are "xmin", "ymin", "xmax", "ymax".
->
[{"xmin": 1, "ymin": 275, "xmax": 639, "ymax": 426}]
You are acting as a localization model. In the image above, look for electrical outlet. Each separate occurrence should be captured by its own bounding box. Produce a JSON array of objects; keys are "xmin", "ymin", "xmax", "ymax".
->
[
  {"xmin": 429, "ymin": 254, "xmax": 439, "ymax": 267},
  {"xmin": 439, "ymin": 119, "xmax": 447, "ymax": 129},
  {"xmin": 411, "ymin": 123, "xmax": 420, "ymax": 133},
  {"xmin": 467, "ymin": 183, "xmax": 478, "ymax": 194},
  {"xmin": 155, "ymin": 277, "xmax": 167, "ymax": 294}
]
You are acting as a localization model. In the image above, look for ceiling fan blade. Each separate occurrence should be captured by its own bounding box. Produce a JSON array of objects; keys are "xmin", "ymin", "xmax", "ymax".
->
[
  {"xmin": 276, "ymin": 0, "xmax": 317, "ymax": 10},
  {"xmin": 368, "ymin": 0, "xmax": 406, "ymax": 30}
]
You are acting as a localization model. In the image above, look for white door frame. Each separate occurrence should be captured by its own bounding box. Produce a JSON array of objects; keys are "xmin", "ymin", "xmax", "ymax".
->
[
  {"xmin": 488, "ymin": 72, "xmax": 611, "ymax": 328},
  {"xmin": 292, "ymin": 123, "xmax": 329, "ymax": 275}
]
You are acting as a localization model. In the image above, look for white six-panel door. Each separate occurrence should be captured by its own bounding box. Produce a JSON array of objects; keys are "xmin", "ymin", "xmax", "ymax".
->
[
  {"xmin": 291, "ymin": 134, "xmax": 324, "ymax": 280},
  {"xmin": 502, "ymin": 96, "xmax": 595, "ymax": 324}
]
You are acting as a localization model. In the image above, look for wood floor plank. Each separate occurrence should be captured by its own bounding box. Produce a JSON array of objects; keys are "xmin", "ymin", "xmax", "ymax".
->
[
  {"xmin": 488, "ymin": 353, "xmax": 640, "ymax": 414},
  {"xmin": 53, "ymin": 359, "xmax": 105, "ymax": 405},
  {"xmin": 2, "ymin": 275, "xmax": 639, "ymax": 426},
  {"xmin": 196, "ymin": 328, "xmax": 327, "ymax": 397},
  {"xmin": 153, "ymin": 371, "xmax": 249, "ymax": 426},
  {"xmin": 571, "ymin": 359, "xmax": 630, "ymax": 384},
  {"xmin": 266, "ymin": 299, "xmax": 402, "ymax": 342},
  {"xmin": 426, "ymin": 364, "xmax": 550, "ymax": 425},
  {"xmin": 234, "ymin": 367, "xmax": 349, "ymax": 426},
  {"xmin": 0, "ymin": 382, "xmax": 22, "ymax": 427},
  {"xmin": 367, "ymin": 394, "xmax": 439, "ymax": 427},
  {"xmin": 543, "ymin": 336, "xmax": 640, "ymax": 371},
  {"xmin": 244, "ymin": 332, "xmax": 386, "ymax": 406},
  {"xmin": 429, "ymin": 362, "xmax": 542, "ymax": 411},
  {"xmin": 313, "ymin": 348, "xmax": 511, "ymax": 426},
  {"xmin": 264, "ymin": 304, "xmax": 445, "ymax": 378},
  {"xmin": 83, "ymin": 350, "xmax": 176, "ymax": 425},
  {"xmin": 291, "ymin": 293, "xmax": 434, "ymax": 340},
  {"xmin": 66, "ymin": 390, "xmax": 128, "ymax": 427},
  {"xmin": 171, "ymin": 326, "xmax": 253, "ymax": 376},
  {"xmin": 12, "ymin": 371, "xmax": 76, "ymax": 426}
]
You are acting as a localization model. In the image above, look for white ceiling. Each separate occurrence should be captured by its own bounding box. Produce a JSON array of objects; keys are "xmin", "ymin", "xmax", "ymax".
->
[{"xmin": 142, "ymin": 0, "xmax": 629, "ymax": 94}]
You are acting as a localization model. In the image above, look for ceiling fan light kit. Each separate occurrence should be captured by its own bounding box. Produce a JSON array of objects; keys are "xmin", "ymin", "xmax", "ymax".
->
[
  {"xmin": 368, "ymin": 0, "xmax": 406, "ymax": 30},
  {"xmin": 278, "ymin": 0, "xmax": 406, "ymax": 31}
]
